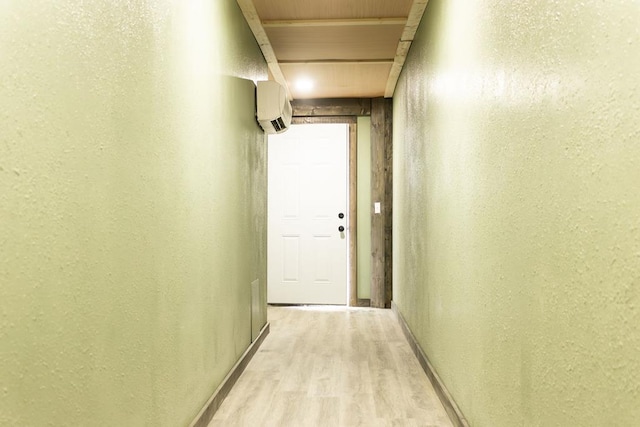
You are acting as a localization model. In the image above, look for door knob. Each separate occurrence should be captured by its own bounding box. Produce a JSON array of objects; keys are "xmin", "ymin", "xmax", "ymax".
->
[
  {"xmin": 338, "ymin": 226, "xmax": 345, "ymax": 232},
  {"xmin": 338, "ymin": 213, "xmax": 344, "ymax": 219}
]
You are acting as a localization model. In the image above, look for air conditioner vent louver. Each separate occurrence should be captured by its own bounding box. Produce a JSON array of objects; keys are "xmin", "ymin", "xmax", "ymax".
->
[
  {"xmin": 271, "ymin": 118, "xmax": 285, "ymax": 132},
  {"xmin": 256, "ymin": 81, "xmax": 291, "ymax": 134}
]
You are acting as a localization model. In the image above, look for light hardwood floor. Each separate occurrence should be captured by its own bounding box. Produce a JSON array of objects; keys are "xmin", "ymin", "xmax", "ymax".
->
[{"xmin": 209, "ymin": 305, "xmax": 453, "ymax": 427}]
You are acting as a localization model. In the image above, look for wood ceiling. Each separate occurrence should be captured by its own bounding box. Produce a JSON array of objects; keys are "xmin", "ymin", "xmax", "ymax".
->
[{"xmin": 237, "ymin": 0, "xmax": 429, "ymax": 100}]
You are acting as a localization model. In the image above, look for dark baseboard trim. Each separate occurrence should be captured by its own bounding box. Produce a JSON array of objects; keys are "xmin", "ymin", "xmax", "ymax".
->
[
  {"xmin": 356, "ymin": 298, "xmax": 371, "ymax": 307},
  {"xmin": 189, "ymin": 323, "xmax": 270, "ymax": 427},
  {"xmin": 391, "ymin": 301, "xmax": 469, "ymax": 427}
]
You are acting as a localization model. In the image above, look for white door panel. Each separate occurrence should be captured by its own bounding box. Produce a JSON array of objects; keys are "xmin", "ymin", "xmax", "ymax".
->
[{"xmin": 268, "ymin": 123, "xmax": 348, "ymax": 305}]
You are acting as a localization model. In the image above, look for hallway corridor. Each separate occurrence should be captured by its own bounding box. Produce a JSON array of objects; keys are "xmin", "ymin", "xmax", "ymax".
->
[{"xmin": 209, "ymin": 306, "xmax": 453, "ymax": 427}]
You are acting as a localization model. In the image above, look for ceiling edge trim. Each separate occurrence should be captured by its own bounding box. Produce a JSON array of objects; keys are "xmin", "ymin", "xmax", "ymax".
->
[
  {"xmin": 384, "ymin": 0, "xmax": 430, "ymax": 97},
  {"xmin": 237, "ymin": 0, "xmax": 292, "ymax": 100}
]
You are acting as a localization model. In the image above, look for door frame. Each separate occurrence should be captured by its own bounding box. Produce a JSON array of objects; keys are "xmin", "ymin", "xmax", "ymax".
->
[
  {"xmin": 291, "ymin": 116, "xmax": 358, "ymax": 306},
  {"xmin": 292, "ymin": 98, "xmax": 392, "ymax": 309}
]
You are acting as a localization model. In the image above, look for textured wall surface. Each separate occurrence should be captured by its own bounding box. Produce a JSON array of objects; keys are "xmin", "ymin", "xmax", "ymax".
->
[
  {"xmin": 357, "ymin": 116, "xmax": 372, "ymax": 299},
  {"xmin": 0, "ymin": 1, "xmax": 267, "ymax": 425},
  {"xmin": 393, "ymin": 0, "xmax": 640, "ymax": 426}
]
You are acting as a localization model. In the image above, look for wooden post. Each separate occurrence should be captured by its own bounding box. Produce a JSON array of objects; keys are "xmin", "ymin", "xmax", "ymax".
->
[{"xmin": 370, "ymin": 98, "xmax": 393, "ymax": 308}]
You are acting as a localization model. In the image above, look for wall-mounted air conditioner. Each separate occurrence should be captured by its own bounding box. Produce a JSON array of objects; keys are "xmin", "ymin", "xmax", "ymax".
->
[{"xmin": 256, "ymin": 81, "xmax": 292, "ymax": 134}]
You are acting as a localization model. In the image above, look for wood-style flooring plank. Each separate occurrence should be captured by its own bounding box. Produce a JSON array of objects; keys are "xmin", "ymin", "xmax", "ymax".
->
[{"xmin": 209, "ymin": 306, "xmax": 453, "ymax": 427}]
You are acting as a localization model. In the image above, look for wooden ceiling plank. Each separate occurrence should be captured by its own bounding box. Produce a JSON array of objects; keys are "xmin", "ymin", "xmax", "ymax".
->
[
  {"xmin": 384, "ymin": 0, "xmax": 430, "ymax": 97},
  {"xmin": 236, "ymin": 0, "xmax": 292, "ymax": 99},
  {"xmin": 281, "ymin": 62, "xmax": 391, "ymax": 99},
  {"xmin": 262, "ymin": 18, "xmax": 406, "ymax": 27},
  {"xmin": 252, "ymin": 0, "xmax": 414, "ymax": 21},
  {"xmin": 266, "ymin": 24, "xmax": 404, "ymax": 62}
]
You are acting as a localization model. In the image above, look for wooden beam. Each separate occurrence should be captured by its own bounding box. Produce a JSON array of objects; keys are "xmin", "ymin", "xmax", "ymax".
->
[
  {"xmin": 384, "ymin": 0, "xmax": 430, "ymax": 97},
  {"xmin": 370, "ymin": 98, "xmax": 392, "ymax": 308},
  {"xmin": 262, "ymin": 18, "xmax": 407, "ymax": 27},
  {"xmin": 384, "ymin": 41, "xmax": 411, "ymax": 97},
  {"xmin": 279, "ymin": 59, "xmax": 394, "ymax": 65},
  {"xmin": 236, "ymin": 0, "xmax": 292, "ymax": 99},
  {"xmin": 292, "ymin": 98, "xmax": 372, "ymax": 117},
  {"xmin": 291, "ymin": 116, "xmax": 356, "ymax": 125},
  {"xmin": 401, "ymin": 0, "xmax": 431, "ymax": 41}
]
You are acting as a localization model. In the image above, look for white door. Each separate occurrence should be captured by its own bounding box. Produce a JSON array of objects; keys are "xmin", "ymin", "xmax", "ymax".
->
[{"xmin": 268, "ymin": 123, "xmax": 348, "ymax": 305}]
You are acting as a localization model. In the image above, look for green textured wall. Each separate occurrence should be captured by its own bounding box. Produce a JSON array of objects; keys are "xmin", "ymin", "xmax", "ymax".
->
[
  {"xmin": 393, "ymin": 0, "xmax": 640, "ymax": 426},
  {"xmin": 0, "ymin": 1, "xmax": 267, "ymax": 426},
  {"xmin": 357, "ymin": 116, "xmax": 372, "ymax": 300}
]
